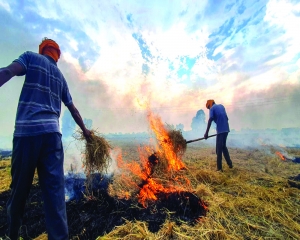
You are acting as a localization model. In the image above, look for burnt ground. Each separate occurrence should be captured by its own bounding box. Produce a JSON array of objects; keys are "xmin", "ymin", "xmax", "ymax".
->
[
  {"xmin": 0, "ymin": 174, "xmax": 207, "ymax": 240},
  {"xmin": 288, "ymin": 173, "xmax": 300, "ymax": 189}
]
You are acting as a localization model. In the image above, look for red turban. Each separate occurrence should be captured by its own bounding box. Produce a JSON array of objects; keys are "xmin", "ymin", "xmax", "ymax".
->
[
  {"xmin": 206, "ymin": 99, "xmax": 215, "ymax": 109},
  {"xmin": 39, "ymin": 38, "xmax": 61, "ymax": 62}
]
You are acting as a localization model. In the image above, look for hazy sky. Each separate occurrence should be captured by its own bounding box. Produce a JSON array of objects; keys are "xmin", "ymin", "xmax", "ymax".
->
[{"xmin": 0, "ymin": 0, "xmax": 300, "ymax": 148}]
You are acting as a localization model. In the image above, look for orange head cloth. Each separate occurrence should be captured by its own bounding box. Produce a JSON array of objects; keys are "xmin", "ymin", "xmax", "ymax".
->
[
  {"xmin": 206, "ymin": 99, "xmax": 215, "ymax": 109},
  {"xmin": 39, "ymin": 38, "xmax": 61, "ymax": 62}
]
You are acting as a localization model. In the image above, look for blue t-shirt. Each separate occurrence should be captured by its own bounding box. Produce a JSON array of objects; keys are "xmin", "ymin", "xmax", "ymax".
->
[
  {"xmin": 13, "ymin": 51, "xmax": 73, "ymax": 136},
  {"xmin": 209, "ymin": 104, "xmax": 230, "ymax": 134}
]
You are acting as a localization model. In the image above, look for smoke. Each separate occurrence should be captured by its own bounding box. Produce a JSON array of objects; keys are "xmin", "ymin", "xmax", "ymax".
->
[
  {"xmin": 229, "ymin": 83, "xmax": 300, "ymax": 129},
  {"xmin": 225, "ymin": 82, "xmax": 300, "ymax": 148},
  {"xmin": 107, "ymin": 148, "xmax": 122, "ymax": 174},
  {"xmin": 58, "ymin": 58, "xmax": 151, "ymax": 134},
  {"xmin": 61, "ymin": 110, "xmax": 76, "ymax": 139}
]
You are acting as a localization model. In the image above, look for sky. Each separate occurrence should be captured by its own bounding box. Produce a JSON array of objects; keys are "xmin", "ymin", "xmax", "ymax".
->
[{"xmin": 0, "ymin": 0, "xmax": 300, "ymax": 149}]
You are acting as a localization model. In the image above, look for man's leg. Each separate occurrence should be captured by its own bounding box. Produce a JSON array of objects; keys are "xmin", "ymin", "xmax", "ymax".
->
[
  {"xmin": 222, "ymin": 133, "xmax": 233, "ymax": 168},
  {"xmin": 7, "ymin": 136, "xmax": 41, "ymax": 240},
  {"xmin": 37, "ymin": 133, "xmax": 68, "ymax": 240},
  {"xmin": 216, "ymin": 134, "xmax": 223, "ymax": 171}
]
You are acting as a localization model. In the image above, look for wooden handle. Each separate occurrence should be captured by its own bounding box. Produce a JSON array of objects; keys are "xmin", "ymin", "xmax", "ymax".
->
[{"xmin": 186, "ymin": 134, "xmax": 218, "ymax": 144}]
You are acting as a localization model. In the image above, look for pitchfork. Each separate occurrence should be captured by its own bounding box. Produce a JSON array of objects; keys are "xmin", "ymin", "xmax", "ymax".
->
[{"xmin": 185, "ymin": 134, "xmax": 218, "ymax": 144}]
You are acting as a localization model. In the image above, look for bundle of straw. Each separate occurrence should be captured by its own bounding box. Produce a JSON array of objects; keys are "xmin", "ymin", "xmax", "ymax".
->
[
  {"xmin": 77, "ymin": 130, "xmax": 112, "ymax": 175},
  {"xmin": 166, "ymin": 127, "xmax": 187, "ymax": 156}
]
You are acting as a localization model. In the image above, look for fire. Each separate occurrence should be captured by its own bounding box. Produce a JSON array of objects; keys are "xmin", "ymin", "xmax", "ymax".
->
[
  {"xmin": 138, "ymin": 178, "xmax": 189, "ymax": 207},
  {"xmin": 139, "ymin": 178, "xmax": 164, "ymax": 202},
  {"xmin": 275, "ymin": 151, "xmax": 286, "ymax": 161},
  {"xmin": 147, "ymin": 111, "xmax": 186, "ymax": 171},
  {"xmin": 109, "ymin": 110, "xmax": 202, "ymax": 209},
  {"xmin": 114, "ymin": 145, "xmax": 190, "ymax": 207}
]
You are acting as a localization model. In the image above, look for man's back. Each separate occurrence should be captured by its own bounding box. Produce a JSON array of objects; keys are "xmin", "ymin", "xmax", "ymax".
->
[
  {"xmin": 1, "ymin": 38, "xmax": 91, "ymax": 240},
  {"xmin": 13, "ymin": 51, "xmax": 72, "ymax": 137},
  {"xmin": 209, "ymin": 104, "xmax": 230, "ymax": 133}
]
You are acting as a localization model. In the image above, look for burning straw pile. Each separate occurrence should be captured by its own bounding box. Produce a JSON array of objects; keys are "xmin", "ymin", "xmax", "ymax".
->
[
  {"xmin": 150, "ymin": 124, "xmax": 187, "ymax": 175},
  {"xmin": 108, "ymin": 119, "xmax": 190, "ymax": 208},
  {"xmin": 165, "ymin": 125, "xmax": 187, "ymax": 156},
  {"xmin": 76, "ymin": 130, "xmax": 112, "ymax": 176}
]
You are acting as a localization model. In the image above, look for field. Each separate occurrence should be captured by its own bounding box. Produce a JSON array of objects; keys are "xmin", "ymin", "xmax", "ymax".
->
[{"xmin": 0, "ymin": 140, "xmax": 300, "ymax": 239}]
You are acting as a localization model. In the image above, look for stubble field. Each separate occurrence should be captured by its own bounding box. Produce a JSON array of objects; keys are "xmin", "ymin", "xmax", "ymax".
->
[{"xmin": 0, "ymin": 140, "xmax": 300, "ymax": 239}]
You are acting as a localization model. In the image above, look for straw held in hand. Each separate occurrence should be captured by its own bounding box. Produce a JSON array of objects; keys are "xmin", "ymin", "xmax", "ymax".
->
[{"xmin": 77, "ymin": 129, "xmax": 112, "ymax": 175}]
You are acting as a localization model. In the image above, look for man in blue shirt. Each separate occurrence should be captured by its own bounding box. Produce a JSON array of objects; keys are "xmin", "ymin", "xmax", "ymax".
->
[
  {"xmin": 204, "ymin": 100, "xmax": 233, "ymax": 171},
  {"xmin": 0, "ymin": 38, "xmax": 91, "ymax": 240}
]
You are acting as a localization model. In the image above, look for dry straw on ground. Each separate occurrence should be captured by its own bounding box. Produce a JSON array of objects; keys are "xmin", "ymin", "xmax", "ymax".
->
[
  {"xmin": 98, "ymin": 145, "xmax": 300, "ymax": 239},
  {"xmin": 1, "ymin": 140, "xmax": 299, "ymax": 239}
]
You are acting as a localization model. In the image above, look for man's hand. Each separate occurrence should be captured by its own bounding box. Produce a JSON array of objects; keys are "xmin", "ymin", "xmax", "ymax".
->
[
  {"xmin": 204, "ymin": 133, "xmax": 208, "ymax": 139},
  {"xmin": 83, "ymin": 129, "xmax": 91, "ymax": 140}
]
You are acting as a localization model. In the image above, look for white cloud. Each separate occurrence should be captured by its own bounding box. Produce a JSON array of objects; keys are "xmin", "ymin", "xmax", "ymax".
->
[
  {"xmin": 0, "ymin": 0, "xmax": 11, "ymax": 12},
  {"xmin": 144, "ymin": 23, "xmax": 208, "ymax": 59},
  {"xmin": 33, "ymin": 1, "xmax": 60, "ymax": 19},
  {"xmin": 264, "ymin": 0, "xmax": 300, "ymax": 54}
]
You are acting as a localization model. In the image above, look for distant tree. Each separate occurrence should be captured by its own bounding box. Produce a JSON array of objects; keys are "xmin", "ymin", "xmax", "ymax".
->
[
  {"xmin": 191, "ymin": 109, "xmax": 206, "ymax": 132},
  {"xmin": 176, "ymin": 123, "xmax": 184, "ymax": 131}
]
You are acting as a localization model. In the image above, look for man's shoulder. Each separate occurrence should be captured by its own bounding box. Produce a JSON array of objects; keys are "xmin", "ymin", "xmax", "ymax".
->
[
  {"xmin": 210, "ymin": 104, "xmax": 218, "ymax": 110},
  {"xmin": 214, "ymin": 104, "xmax": 225, "ymax": 109},
  {"xmin": 21, "ymin": 52, "xmax": 60, "ymax": 68},
  {"xmin": 17, "ymin": 51, "xmax": 46, "ymax": 62},
  {"xmin": 22, "ymin": 51, "xmax": 40, "ymax": 57},
  {"xmin": 211, "ymin": 104, "xmax": 226, "ymax": 114}
]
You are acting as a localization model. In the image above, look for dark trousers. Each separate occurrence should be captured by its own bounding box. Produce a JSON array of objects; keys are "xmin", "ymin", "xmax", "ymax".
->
[
  {"xmin": 7, "ymin": 133, "xmax": 68, "ymax": 240},
  {"xmin": 216, "ymin": 132, "xmax": 232, "ymax": 170}
]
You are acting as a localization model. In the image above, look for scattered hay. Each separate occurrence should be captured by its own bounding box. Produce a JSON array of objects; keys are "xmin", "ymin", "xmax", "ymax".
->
[
  {"xmin": 34, "ymin": 233, "xmax": 47, "ymax": 240},
  {"xmin": 107, "ymin": 171, "xmax": 140, "ymax": 201},
  {"xmin": 182, "ymin": 147, "xmax": 300, "ymax": 240},
  {"xmin": 96, "ymin": 220, "xmax": 154, "ymax": 240},
  {"xmin": 76, "ymin": 130, "xmax": 112, "ymax": 176},
  {"xmin": 0, "ymin": 159, "xmax": 11, "ymax": 193}
]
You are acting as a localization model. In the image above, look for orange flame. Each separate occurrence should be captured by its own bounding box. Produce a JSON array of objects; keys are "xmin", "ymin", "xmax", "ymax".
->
[
  {"xmin": 111, "ymin": 110, "xmax": 202, "ymax": 208},
  {"xmin": 275, "ymin": 151, "xmax": 286, "ymax": 161},
  {"xmin": 115, "ymin": 145, "xmax": 189, "ymax": 207},
  {"xmin": 147, "ymin": 111, "xmax": 186, "ymax": 171}
]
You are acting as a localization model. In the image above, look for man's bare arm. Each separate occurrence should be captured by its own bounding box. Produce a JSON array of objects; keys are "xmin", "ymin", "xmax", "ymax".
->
[
  {"xmin": 67, "ymin": 103, "xmax": 91, "ymax": 139},
  {"xmin": 0, "ymin": 62, "xmax": 24, "ymax": 87}
]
